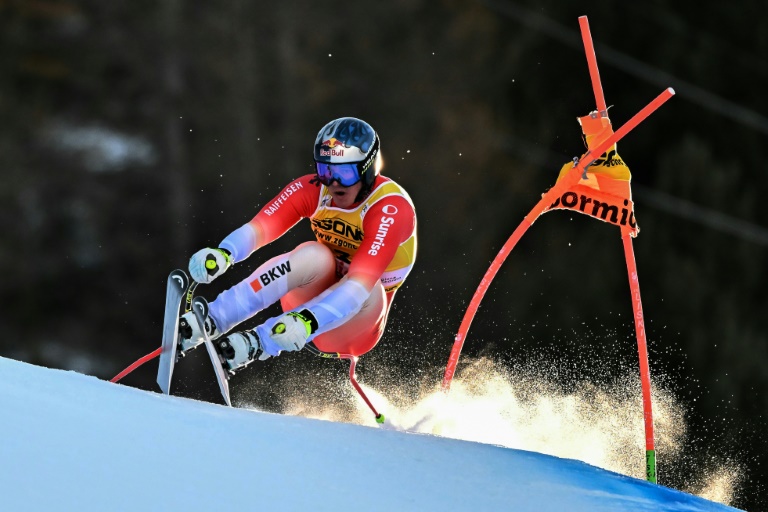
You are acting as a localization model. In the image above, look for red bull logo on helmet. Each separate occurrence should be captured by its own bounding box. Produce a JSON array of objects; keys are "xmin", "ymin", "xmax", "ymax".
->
[
  {"xmin": 321, "ymin": 138, "xmax": 347, "ymax": 149},
  {"xmin": 320, "ymin": 137, "xmax": 350, "ymax": 158}
]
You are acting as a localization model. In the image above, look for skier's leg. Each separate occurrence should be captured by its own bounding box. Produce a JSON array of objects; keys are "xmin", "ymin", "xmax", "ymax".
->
[
  {"xmin": 181, "ymin": 241, "xmax": 337, "ymax": 351},
  {"xmin": 216, "ymin": 271, "xmax": 388, "ymax": 371},
  {"xmin": 211, "ymin": 240, "xmax": 337, "ymax": 333},
  {"xmin": 283, "ymin": 279, "xmax": 389, "ymax": 357}
]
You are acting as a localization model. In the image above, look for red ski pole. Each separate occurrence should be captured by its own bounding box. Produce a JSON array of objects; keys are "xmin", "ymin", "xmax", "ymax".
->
[
  {"xmin": 305, "ymin": 343, "xmax": 384, "ymax": 424},
  {"xmin": 111, "ymin": 281, "xmax": 198, "ymax": 384},
  {"xmin": 110, "ymin": 347, "xmax": 161, "ymax": 383}
]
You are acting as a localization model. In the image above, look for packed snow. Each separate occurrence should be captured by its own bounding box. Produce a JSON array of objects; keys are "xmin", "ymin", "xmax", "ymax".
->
[{"xmin": 0, "ymin": 356, "xmax": 740, "ymax": 511}]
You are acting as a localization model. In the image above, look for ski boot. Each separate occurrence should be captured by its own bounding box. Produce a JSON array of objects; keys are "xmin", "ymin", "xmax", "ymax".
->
[
  {"xmin": 178, "ymin": 310, "xmax": 219, "ymax": 356},
  {"xmin": 215, "ymin": 329, "xmax": 268, "ymax": 375}
]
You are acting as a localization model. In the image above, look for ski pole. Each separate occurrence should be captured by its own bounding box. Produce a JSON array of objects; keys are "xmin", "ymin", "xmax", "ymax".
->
[
  {"xmin": 110, "ymin": 347, "xmax": 161, "ymax": 383},
  {"xmin": 111, "ymin": 281, "xmax": 199, "ymax": 383},
  {"xmin": 305, "ymin": 343, "xmax": 385, "ymax": 424}
]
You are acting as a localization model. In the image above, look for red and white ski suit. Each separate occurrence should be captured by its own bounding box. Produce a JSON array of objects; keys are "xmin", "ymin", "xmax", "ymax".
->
[{"xmin": 209, "ymin": 174, "xmax": 417, "ymax": 356}]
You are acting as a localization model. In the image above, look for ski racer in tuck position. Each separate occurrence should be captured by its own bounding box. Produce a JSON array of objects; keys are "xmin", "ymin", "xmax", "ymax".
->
[{"xmin": 179, "ymin": 117, "xmax": 417, "ymax": 372}]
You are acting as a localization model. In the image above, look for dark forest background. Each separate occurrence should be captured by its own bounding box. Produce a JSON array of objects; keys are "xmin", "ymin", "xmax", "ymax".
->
[{"xmin": 1, "ymin": 1, "xmax": 766, "ymax": 510}]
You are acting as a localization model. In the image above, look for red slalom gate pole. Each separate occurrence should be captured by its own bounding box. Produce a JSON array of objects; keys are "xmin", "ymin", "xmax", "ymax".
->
[
  {"xmin": 579, "ymin": 14, "xmax": 658, "ymax": 483},
  {"xmin": 622, "ymin": 232, "xmax": 656, "ymax": 482},
  {"xmin": 442, "ymin": 218, "xmax": 532, "ymax": 389},
  {"xmin": 578, "ymin": 16, "xmax": 608, "ymax": 115},
  {"xmin": 110, "ymin": 347, "xmax": 161, "ymax": 383},
  {"xmin": 441, "ymin": 86, "xmax": 673, "ymax": 392}
]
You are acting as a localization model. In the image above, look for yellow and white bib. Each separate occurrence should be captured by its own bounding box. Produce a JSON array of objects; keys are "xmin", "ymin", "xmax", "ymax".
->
[{"xmin": 310, "ymin": 180, "xmax": 416, "ymax": 292}]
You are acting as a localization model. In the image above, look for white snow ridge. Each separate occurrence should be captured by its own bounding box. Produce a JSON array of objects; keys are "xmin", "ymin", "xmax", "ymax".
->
[{"xmin": 0, "ymin": 357, "xmax": 740, "ymax": 512}]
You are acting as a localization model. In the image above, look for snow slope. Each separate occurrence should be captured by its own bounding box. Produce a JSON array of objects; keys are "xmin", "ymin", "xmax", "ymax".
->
[{"xmin": 0, "ymin": 357, "xmax": 740, "ymax": 512}]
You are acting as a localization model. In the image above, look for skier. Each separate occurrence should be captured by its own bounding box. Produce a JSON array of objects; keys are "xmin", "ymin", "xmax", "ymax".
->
[{"xmin": 178, "ymin": 117, "xmax": 417, "ymax": 373}]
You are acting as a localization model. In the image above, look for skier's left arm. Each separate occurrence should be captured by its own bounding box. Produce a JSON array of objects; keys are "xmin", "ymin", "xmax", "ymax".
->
[
  {"xmin": 189, "ymin": 176, "xmax": 319, "ymax": 284},
  {"xmin": 220, "ymin": 175, "xmax": 319, "ymax": 262},
  {"xmin": 260, "ymin": 196, "xmax": 415, "ymax": 354},
  {"xmin": 307, "ymin": 196, "xmax": 415, "ymax": 332}
]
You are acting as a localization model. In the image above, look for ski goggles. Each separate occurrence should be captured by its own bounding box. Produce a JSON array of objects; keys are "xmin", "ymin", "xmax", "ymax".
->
[{"xmin": 314, "ymin": 162, "xmax": 361, "ymax": 187}]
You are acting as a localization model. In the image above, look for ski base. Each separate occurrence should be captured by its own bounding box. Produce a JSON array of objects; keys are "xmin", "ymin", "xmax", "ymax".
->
[
  {"xmin": 156, "ymin": 269, "xmax": 189, "ymax": 395},
  {"xmin": 191, "ymin": 297, "xmax": 232, "ymax": 407}
]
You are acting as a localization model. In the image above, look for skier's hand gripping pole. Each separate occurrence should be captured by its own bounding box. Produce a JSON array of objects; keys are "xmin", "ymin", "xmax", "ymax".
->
[{"xmin": 189, "ymin": 247, "xmax": 232, "ymax": 284}]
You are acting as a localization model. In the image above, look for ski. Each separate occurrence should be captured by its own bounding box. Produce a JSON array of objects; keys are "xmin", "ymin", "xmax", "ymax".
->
[
  {"xmin": 156, "ymin": 269, "xmax": 190, "ymax": 395},
  {"xmin": 191, "ymin": 296, "xmax": 232, "ymax": 407}
]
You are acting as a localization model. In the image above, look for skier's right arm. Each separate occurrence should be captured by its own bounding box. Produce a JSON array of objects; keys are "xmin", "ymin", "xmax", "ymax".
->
[{"xmin": 189, "ymin": 175, "xmax": 320, "ymax": 284}]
